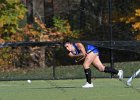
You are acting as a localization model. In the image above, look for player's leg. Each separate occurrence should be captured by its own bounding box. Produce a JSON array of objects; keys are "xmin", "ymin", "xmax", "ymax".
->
[
  {"xmin": 126, "ymin": 69, "xmax": 140, "ymax": 86},
  {"xmin": 92, "ymin": 56, "xmax": 123, "ymax": 80},
  {"xmin": 82, "ymin": 53, "xmax": 97, "ymax": 88}
]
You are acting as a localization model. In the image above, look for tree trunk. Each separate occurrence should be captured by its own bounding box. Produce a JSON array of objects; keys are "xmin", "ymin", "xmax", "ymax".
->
[{"xmin": 39, "ymin": 46, "xmax": 46, "ymax": 68}]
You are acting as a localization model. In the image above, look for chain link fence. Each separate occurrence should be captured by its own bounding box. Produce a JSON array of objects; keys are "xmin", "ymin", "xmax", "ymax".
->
[{"xmin": 0, "ymin": 0, "xmax": 140, "ymax": 80}]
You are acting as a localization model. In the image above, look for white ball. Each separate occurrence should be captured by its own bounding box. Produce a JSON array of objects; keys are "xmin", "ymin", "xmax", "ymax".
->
[{"xmin": 27, "ymin": 80, "xmax": 31, "ymax": 83}]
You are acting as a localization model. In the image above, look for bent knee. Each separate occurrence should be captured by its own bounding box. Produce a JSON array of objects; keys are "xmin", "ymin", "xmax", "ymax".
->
[{"xmin": 97, "ymin": 66, "xmax": 105, "ymax": 72}]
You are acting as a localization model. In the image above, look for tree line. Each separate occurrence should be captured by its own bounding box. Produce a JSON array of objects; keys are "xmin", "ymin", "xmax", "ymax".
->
[{"xmin": 0, "ymin": 0, "xmax": 140, "ymax": 71}]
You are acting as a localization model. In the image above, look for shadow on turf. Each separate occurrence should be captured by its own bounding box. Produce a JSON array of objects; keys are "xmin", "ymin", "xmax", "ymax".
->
[
  {"xmin": 29, "ymin": 86, "xmax": 81, "ymax": 90},
  {"xmin": 119, "ymin": 80, "xmax": 140, "ymax": 93},
  {"xmin": 113, "ymin": 78, "xmax": 140, "ymax": 93}
]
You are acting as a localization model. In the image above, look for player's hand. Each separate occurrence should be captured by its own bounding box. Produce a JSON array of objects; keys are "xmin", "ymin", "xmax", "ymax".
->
[{"xmin": 83, "ymin": 53, "xmax": 87, "ymax": 57}]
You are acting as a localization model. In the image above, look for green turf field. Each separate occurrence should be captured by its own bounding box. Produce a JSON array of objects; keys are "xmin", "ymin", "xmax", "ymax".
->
[{"xmin": 0, "ymin": 78, "xmax": 140, "ymax": 100}]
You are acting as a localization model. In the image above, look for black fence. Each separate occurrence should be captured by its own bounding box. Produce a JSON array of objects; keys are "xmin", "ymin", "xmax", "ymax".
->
[{"xmin": 0, "ymin": 41, "xmax": 140, "ymax": 80}]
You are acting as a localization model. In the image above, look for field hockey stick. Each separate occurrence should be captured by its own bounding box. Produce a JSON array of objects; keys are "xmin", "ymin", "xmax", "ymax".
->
[
  {"xmin": 75, "ymin": 50, "xmax": 94, "ymax": 63},
  {"xmin": 75, "ymin": 56, "xmax": 85, "ymax": 63},
  {"xmin": 126, "ymin": 69, "xmax": 140, "ymax": 86}
]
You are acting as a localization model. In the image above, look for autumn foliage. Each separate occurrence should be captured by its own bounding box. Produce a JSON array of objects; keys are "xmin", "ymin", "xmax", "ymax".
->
[
  {"xmin": 0, "ymin": 0, "xmax": 81, "ymax": 71},
  {"xmin": 117, "ymin": 8, "xmax": 140, "ymax": 40},
  {"xmin": 1, "ymin": 0, "xmax": 140, "ymax": 71}
]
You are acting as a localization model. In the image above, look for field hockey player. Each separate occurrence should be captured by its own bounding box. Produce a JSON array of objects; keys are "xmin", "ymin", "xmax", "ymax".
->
[{"xmin": 64, "ymin": 40, "xmax": 123, "ymax": 88}]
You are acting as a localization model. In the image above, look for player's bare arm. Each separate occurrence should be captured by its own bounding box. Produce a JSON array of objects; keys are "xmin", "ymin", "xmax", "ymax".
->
[
  {"xmin": 68, "ymin": 52, "xmax": 84, "ymax": 58},
  {"xmin": 75, "ymin": 43, "xmax": 87, "ymax": 57}
]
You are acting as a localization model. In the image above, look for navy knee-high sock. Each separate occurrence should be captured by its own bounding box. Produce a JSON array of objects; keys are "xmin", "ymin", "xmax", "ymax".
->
[
  {"xmin": 104, "ymin": 67, "xmax": 118, "ymax": 74},
  {"xmin": 84, "ymin": 68, "xmax": 91, "ymax": 84}
]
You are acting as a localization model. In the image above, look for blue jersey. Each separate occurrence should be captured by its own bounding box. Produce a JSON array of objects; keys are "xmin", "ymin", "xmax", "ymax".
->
[
  {"xmin": 86, "ymin": 44, "xmax": 99, "ymax": 54},
  {"xmin": 71, "ymin": 43, "xmax": 99, "ymax": 55}
]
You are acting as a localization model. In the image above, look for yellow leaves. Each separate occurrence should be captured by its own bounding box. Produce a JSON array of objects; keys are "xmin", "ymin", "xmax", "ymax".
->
[
  {"xmin": 34, "ymin": 17, "xmax": 48, "ymax": 32},
  {"xmin": 17, "ymin": 15, "xmax": 24, "ymax": 19},
  {"xmin": 53, "ymin": 16, "xmax": 80, "ymax": 40},
  {"xmin": 0, "ymin": 16, "xmax": 7, "ymax": 28},
  {"xmin": 131, "ymin": 9, "xmax": 140, "ymax": 31},
  {"xmin": 132, "ymin": 22, "xmax": 140, "ymax": 31},
  {"xmin": 135, "ymin": 33, "xmax": 140, "ymax": 40},
  {"xmin": 126, "ymin": 17, "xmax": 135, "ymax": 23},
  {"xmin": 40, "ymin": 34, "xmax": 49, "ymax": 42},
  {"xmin": 31, "ymin": 31, "xmax": 39, "ymax": 36},
  {"xmin": 119, "ymin": 8, "xmax": 140, "ymax": 33},
  {"xmin": 135, "ymin": 9, "xmax": 140, "ymax": 16},
  {"xmin": 0, "ymin": 59, "xmax": 5, "ymax": 66},
  {"xmin": 6, "ymin": 0, "xmax": 20, "ymax": 4},
  {"xmin": 34, "ymin": 16, "xmax": 80, "ymax": 42},
  {"xmin": 23, "ymin": 24, "xmax": 40, "ymax": 36},
  {"xmin": 15, "ymin": 4, "xmax": 27, "ymax": 20},
  {"xmin": 119, "ymin": 17, "xmax": 135, "ymax": 23},
  {"xmin": 0, "ymin": 0, "xmax": 27, "ymax": 42},
  {"xmin": 0, "ymin": 38, "xmax": 5, "ymax": 43},
  {"xmin": 10, "ymin": 33, "xmax": 24, "ymax": 42},
  {"xmin": 119, "ymin": 17, "xmax": 125, "ymax": 22}
]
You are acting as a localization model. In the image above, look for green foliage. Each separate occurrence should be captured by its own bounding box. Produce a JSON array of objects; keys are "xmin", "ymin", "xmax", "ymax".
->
[
  {"xmin": 0, "ymin": 0, "xmax": 27, "ymax": 41},
  {"xmin": 0, "ymin": 47, "xmax": 13, "ymax": 69},
  {"xmin": 53, "ymin": 16, "xmax": 67, "ymax": 33},
  {"xmin": 53, "ymin": 16, "xmax": 80, "ymax": 39}
]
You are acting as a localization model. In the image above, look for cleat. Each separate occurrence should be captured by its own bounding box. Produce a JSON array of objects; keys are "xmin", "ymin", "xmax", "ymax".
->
[
  {"xmin": 118, "ymin": 70, "xmax": 123, "ymax": 80},
  {"xmin": 82, "ymin": 82, "xmax": 93, "ymax": 88}
]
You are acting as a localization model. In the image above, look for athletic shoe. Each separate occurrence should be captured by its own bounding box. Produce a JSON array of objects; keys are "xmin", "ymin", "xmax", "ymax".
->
[
  {"xmin": 118, "ymin": 70, "xmax": 123, "ymax": 80},
  {"xmin": 82, "ymin": 82, "xmax": 93, "ymax": 88},
  {"xmin": 126, "ymin": 82, "xmax": 132, "ymax": 87}
]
